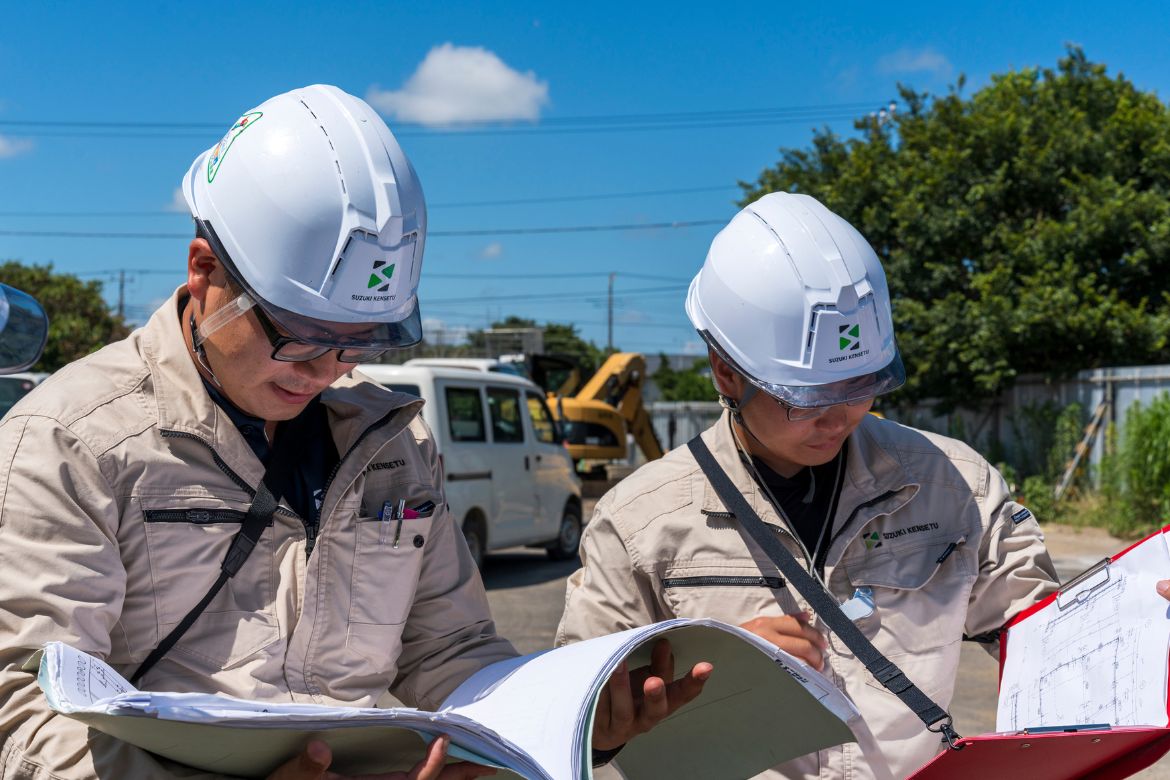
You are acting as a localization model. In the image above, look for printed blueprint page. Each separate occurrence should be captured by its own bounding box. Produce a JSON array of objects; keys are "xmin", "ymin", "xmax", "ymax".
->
[{"xmin": 997, "ymin": 531, "xmax": 1170, "ymax": 732}]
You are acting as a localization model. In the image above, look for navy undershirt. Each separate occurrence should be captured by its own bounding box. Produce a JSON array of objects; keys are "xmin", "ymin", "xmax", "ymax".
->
[
  {"xmin": 751, "ymin": 448, "xmax": 847, "ymax": 561},
  {"xmin": 202, "ymin": 379, "xmax": 339, "ymax": 538}
]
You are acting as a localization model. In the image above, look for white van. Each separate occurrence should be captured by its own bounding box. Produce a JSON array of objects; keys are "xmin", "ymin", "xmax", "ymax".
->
[{"xmin": 357, "ymin": 363, "xmax": 582, "ymax": 568}]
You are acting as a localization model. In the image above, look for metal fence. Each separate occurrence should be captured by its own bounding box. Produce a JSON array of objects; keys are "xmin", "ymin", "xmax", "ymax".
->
[
  {"xmin": 888, "ymin": 365, "xmax": 1170, "ymax": 484},
  {"xmin": 641, "ymin": 365, "xmax": 1170, "ymax": 484}
]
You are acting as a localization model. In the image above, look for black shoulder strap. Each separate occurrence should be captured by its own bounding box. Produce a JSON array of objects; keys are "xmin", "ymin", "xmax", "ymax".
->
[
  {"xmin": 130, "ymin": 428, "xmax": 300, "ymax": 685},
  {"xmin": 687, "ymin": 435, "xmax": 964, "ymax": 750}
]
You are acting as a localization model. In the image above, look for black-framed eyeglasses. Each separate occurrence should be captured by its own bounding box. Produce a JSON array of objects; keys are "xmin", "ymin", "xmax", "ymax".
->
[
  {"xmin": 250, "ymin": 304, "xmax": 390, "ymax": 364},
  {"xmin": 775, "ymin": 396, "xmax": 874, "ymax": 422}
]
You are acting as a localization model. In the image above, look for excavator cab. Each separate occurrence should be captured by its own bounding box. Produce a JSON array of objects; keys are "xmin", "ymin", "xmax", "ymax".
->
[{"xmin": 528, "ymin": 353, "xmax": 664, "ymax": 473}]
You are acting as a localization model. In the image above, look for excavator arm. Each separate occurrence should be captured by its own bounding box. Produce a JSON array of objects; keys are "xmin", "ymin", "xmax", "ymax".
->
[{"xmin": 545, "ymin": 352, "xmax": 664, "ymax": 465}]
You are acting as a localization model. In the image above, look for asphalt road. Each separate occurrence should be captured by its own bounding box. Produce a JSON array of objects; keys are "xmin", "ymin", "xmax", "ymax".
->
[{"xmin": 481, "ymin": 501, "xmax": 1170, "ymax": 778}]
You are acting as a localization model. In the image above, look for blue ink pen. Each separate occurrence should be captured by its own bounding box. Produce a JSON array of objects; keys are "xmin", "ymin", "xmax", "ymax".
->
[{"xmin": 379, "ymin": 501, "xmax": 394, "ymax": 545}]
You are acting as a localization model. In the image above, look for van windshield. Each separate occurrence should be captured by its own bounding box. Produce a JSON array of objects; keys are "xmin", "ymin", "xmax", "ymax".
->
[{"xmin": 384, "ymin": 383, "xmax": 421, "ymax": 397}]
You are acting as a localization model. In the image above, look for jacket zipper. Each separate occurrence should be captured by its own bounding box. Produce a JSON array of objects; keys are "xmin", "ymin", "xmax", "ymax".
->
[
  {"xmin": 144, "ymin": 508, "xmax": 252, "ymax": 524},
  {"xmin": 663, "ymin": 575, "xmax": 785, "ymax": 588},
  {"xmin": 163, "ymin": 406, "xmax": 405, "ymax": 558},
  {"xmin": 160, "ymin": 429, "xmax": 300, "ymax": 523},
  {"xmin": 316, "ymin": 408, "xmax": 404, "ymax": 550},
  {"xmin": 816, "ymin": 488, "xmax": 902, "ymax": 573}
]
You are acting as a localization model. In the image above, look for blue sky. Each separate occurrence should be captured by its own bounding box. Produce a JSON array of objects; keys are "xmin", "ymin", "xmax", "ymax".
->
[{"xmin": 3, "ymin": 1, "xmax": 1170, "ymax": 355}]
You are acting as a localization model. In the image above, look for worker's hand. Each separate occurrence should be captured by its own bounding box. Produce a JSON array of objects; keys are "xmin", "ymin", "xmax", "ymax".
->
[
  {"xmin": 1158, "ymin": 580, "xmax": 1170, "ymax": 601},
  {"xmin": 265, "ymin": 736, "xmax": 497, "ymax": 780},
  {"xmin": 740, "ymin": 611, "xmax": 828, "ymax": 671},
  {"xmin": 592, "ymin": 637, "xmax": 713, "ymax": 752}
]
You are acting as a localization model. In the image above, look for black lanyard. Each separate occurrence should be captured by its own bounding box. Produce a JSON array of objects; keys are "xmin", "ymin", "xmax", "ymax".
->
[
  {"xmin": 687, "ymin": 435, "xmax": 963, "ymax": 751},
  {"xmin": 130, "ymin": 422, "xmax": 303, "ymax": 686}
]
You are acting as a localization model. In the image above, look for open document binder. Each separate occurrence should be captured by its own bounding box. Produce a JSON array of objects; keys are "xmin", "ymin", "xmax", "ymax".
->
[
  {"xmin": 911, "ymin": 523, "xmax": 1170, "ymax": 779},
  {"xmin": 37, "ymin": 618, "xmax": 860, "ymax": 780}
]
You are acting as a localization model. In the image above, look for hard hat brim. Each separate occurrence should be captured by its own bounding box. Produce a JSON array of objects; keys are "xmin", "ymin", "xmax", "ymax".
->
[{"xmin": 700, "ymin": 329, "xmax": 906, "ymax": 408}]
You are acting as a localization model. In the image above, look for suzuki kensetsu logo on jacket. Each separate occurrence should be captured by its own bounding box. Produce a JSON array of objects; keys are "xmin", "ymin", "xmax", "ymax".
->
[{"xmin": 367, "ymin": 260, "xmax": 396, "ymax": 292}]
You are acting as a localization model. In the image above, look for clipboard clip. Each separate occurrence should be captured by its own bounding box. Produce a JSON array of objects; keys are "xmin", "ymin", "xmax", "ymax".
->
[{"xmin": 1056, "ymin": 557, "xmax": 1111, "ymax": 611}]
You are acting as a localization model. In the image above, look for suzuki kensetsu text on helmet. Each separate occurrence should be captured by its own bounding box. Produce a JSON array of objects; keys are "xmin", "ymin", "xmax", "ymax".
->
[
  {"xmin": 184, "ymin": 84, "xmax": 426, "ymax": 355},
  {"xmin": 686, "ymin": 192, "xmax": 905, "ymax": 412}
]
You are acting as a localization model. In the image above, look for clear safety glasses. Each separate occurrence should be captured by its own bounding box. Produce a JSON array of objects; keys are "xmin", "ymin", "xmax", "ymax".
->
[
  {"xmin": 698, "ymin": 329, "xmax": 904, "ymax": 422},
  {"xmin": 194, "ymin": 293, "xmax": 391, "ymax": 364},
  {"xmin": 773, "ymin": 395, "xmax": 875, "ymax": 422}
]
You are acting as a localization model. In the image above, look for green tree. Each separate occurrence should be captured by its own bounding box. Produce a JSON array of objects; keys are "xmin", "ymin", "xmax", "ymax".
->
[
  {"xmin": 651, "ymin": 354, "xmax": 719, "ymax": 402},
  {"xmin": 0, "ymin": 261, "xmax": 129, "ymax": 371},
  {"xmin": 742, "ymin": 48, "xmax": 1170, "ymax": 411},
  {"xmin": 467, "ymin": 316, "xmax": 609, "ymax": 375}
]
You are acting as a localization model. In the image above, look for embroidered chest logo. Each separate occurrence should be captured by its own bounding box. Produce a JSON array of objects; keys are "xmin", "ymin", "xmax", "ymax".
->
[
  {"xmin": 366, "ymin": 459, "xmax": 407, "ymax": 472},
  {"xmin": 879, "ymin": 521, "xmax": 941, "ymax": 542},
  {"xmin": 864, "ymin": 531, "xmax": 883, "ymax": 549}
]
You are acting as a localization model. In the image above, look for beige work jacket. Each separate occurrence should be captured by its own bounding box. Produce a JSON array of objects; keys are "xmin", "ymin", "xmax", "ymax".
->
[
  {"xmin": 557, "ymin": 411, "xmax": 1058, "ymax": 780},
  {"xmin": 0, "ymin": 290, "xmax": 515, "ymax": 779}
]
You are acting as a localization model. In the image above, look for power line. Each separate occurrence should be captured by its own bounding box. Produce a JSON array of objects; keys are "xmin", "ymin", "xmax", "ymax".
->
[
  {"xmin": 422, "ymin": 284, "xmax": 687, "ymax": 306},
  {"xmin": 0, "ymin": 101, "xmax": 876, "ymax": 139},
  {"xmin": 0, "ymin": 219, "xmax": 725, "ymax": 240},
  {"xmin": 0, "ymin": 184, "xmax": 739, "ymax": 218}
]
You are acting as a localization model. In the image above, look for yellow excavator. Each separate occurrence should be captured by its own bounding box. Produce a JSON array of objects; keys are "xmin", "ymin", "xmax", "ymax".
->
[{"xmin": 529, "ymin": 353, "xmax": 664, "ymax": 469}]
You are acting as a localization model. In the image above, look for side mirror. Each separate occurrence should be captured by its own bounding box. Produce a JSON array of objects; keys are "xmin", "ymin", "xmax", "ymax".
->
[{"xmin": 0, "ymin": 283, "xmax": 49, "ymax": 374}]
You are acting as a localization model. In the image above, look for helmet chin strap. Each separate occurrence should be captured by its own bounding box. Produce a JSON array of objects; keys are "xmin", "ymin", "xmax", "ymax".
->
[{"xmin": 716, "ymin": 376, "xmax": 770, "ymax": 450}]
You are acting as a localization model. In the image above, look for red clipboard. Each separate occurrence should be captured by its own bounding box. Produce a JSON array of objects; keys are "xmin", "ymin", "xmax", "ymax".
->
[{"xmin": 909, "ymin": 523, "xmax": 1170, "ymax": 780}]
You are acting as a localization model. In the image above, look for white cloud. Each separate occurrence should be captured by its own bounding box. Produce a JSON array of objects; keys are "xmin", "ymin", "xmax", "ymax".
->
[
  {"xmin": 367, "ymin": 43, "xmax": 549, "ymax": 126},
  {"xmin": 877, "ymin": 47, "xmax": 954, "ymax": 80},
  {"xmin": 166, "ymin": 187, "xmax": 189, "ymax": 213},
  {"xmin": 682, "ymin": 340, "xmax": 707, "ymax": 356},
  {"xmin": 0, "ymin": 135, "xmax": 33, "ymax": 159},
  {"xmin": 478, "ymin": 241, "xmax": 504, "ymax": 260}
]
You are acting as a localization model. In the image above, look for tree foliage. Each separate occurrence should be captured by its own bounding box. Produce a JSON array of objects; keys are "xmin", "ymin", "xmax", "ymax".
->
[
  {"xmin": 466, "ymin": 315, "xmax": 610, "ymax": 375},
  {"xmin": 651, "ymin": 354, "xmax": 719, "ymax": 402},
  {"xmin": 0, "ymin": 261, "xmax": 129, "ymax": 371},
  {"xmin": 742, "ymin": 48, "xmax": 1170, "ymax": 411}
]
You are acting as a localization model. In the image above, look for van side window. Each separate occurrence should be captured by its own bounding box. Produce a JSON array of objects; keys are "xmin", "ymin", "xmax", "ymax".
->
[
  {"xmin": 526, "ymin": 391, "xmax": 558, "ymax": 444},
  {"xmin": 487, "ymin": 388, "xmax": 524, "ymax": 443},
  {"xmin": 445, "ymin": 387, "xmax": 486, "ymax": 442}
]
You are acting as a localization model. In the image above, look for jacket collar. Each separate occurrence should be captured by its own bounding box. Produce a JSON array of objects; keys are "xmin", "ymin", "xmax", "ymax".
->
[
  {"xmin": 140, "ymin": 288, "xmax": 422, "ymax": 486},
  {"xmin": 698, "ymin": 411, "xmax": 919, "ymax": 565}
]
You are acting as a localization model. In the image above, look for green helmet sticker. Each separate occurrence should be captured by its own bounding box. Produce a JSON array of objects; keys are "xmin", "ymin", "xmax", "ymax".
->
[
  {"xmin": 367, "ymin": 260, "xmax": 396, "ymax": 292},
  {"xmin": 838, "ymin": 323, "xmax": 861, "ymax": 352},
  {"xmin": 207, "ymin": 111, "xmax": 263, "ymax": 183}
]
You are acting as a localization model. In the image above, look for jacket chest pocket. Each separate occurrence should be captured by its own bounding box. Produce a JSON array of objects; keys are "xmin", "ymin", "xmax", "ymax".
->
[
  {"xmin": 348, "ymin": 483, "xmax": 439, "ymax": 627},
  {"xmin": 136, "ymin": 495, "xmax": 279, "ymax": 668},
  {"xmin": 659, "ymin": 560, "xmax": 799, "ymax": 620},
  {"xmin": 842, "ymin": 535, "xmax": 976, "ymax": 657}
]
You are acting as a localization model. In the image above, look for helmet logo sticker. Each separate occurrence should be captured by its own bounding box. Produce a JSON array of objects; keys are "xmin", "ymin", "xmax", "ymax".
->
[
  {"xmin": 207, "ymin": 112, "xmax": 263, "ymax": 183},
  {"xmin": 838, "ymin": 323, "xmax": 861, "ymax": 352},
  {"xmin": 367, "ymin": 260, "xmax": 396, "ymax": 292}
]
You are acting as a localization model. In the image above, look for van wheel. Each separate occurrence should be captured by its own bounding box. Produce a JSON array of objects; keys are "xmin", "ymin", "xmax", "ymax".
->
[
  {"xmin": 546, "ymin": 504, "xmax": 581, "ymax": 561},
  {"xmin": 462, "ymin": 516, "xmax": 486, "ymax": 570}
]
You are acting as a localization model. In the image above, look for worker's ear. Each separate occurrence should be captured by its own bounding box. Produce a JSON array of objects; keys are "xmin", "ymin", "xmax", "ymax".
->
[
  {"xmin": 708, "ymin": 350, "xmax": 743, "ymax": 399},
  {"xmin": 188, "ymin": 239, "xmax": 220, "ymax": 306}
]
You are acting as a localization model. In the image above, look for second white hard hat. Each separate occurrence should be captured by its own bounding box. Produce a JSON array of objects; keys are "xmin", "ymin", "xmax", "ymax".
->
[
  {"xmin": 685, "ymin": 192, "xmax": 904, "ymax": 408},
  {"xmin": 182, "ymin": 84, "xmax": 426, "ymax": 349}
]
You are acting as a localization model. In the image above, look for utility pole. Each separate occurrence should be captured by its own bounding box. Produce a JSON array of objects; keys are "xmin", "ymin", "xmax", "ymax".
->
[
  {"xmin": 117, "ymin": 270, "xmax": 126, "ymax": 319},
  {"xmin": 607, "ymin": 272, "xmax": 615, "ymax": 352}
]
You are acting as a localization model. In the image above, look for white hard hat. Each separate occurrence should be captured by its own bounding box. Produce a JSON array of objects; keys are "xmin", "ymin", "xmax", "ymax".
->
[
  {"xmin": 686, "ymin": 192, "xmax": 904, "ymax": 408},
  {"xmin": 183, "ymin": 84, "xmax": 425, "ymax": 349}
]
